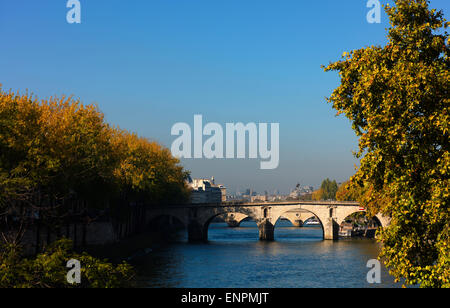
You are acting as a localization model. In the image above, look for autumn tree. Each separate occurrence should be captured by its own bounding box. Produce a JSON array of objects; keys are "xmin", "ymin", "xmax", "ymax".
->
[
  {"xmin": 0, "ymin": 91, "xmax": 47, "ymax": 244},
  {"xmin": 336, "ymin": 181, "xmax": 360, "ymax": 202},
  {"xmin": 111, "ymin": 129, "xmax": 190, "ymax": 206},
  {"xmin": 323, "ymin": 0, "xmax": 449, "ymax": 287},
  {"xmin": 0, "ymin": 87, "xmax": 190, "ymax": 246},
  {"xmin": 0, "ymin": 87, "xmax": 191, "ymax": 287},
  {"xmin": 311, "ymin": 188, "xmax": 323, "ymax": 201},
  {"xmin": 312, "ymin": 179, "xmax": 338, "ymax": 201}
]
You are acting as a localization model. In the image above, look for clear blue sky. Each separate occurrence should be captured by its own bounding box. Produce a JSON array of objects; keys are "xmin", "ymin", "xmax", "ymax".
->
[{"xmin": 1, "ymin": 0, "xmax": 448, "ymax": 194}]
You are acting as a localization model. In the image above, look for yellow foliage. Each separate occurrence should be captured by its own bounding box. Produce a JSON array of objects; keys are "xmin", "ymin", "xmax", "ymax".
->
[
  {"xmin": 323, "ymin": 0, "xmax": 450, "ymax": 287},
  {"xmin": 0, "ymin": 87, "xmax": 190, "ymax": 218}
]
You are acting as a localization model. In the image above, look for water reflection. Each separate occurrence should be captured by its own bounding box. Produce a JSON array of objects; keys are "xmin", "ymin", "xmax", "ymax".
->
[{"xmin": 132, "ymin": 221, "xmax": 400, "ymax": 288}]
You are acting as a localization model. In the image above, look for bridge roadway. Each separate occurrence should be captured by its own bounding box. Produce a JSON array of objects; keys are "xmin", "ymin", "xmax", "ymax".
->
[{"xmin": 146, "ymin": 201, "xmax": 391, "ymax": 242}]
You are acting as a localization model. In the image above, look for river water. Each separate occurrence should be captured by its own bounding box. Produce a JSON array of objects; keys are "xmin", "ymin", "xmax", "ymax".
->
[{"xmin": 133, "ymin": 220, "xmax": 400, "ymax": 288}]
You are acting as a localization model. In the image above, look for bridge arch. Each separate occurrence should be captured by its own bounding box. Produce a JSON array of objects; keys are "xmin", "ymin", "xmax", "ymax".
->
[
  {"xmin": 278, "ymin": 211, "xmax": 318, "ymax": 227},
  {"xmin": 188, "ymin": 207, "xmax": 260, "ymax": 242},
  {"xmin": 335, "ymin": 208, "xmax": 390, "ymax": 229},
  {"xmin": 269, "ymin": 204, "xmax": 344, "ymax": 240},
  {"xmin": 220, "ymin": 213, "xmax": 250, "ymax": 228},
  {"xmin": 274, "ymin": 209, "xmax": 325, "ymax": 239},
  {"xmin": 336, "ymin": 209, "xmax": 391, "ymax": 239}
]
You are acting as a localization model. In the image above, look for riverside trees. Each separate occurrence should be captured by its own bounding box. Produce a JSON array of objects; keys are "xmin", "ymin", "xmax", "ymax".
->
[
  {"xmin": 323, "ymin": 0, "xmax": 449, "ymax": 287},
  {"xmin": 0, "ymin": 87, "xmax": 190, "ymax": 247},
  {"xmin": 311, "ymin": 179, "xmax": 339, "ymax": 201}
]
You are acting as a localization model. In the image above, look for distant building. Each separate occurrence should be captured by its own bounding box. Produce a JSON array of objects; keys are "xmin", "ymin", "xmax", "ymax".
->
[
  {"xmin": 186, "ymin": 176, "xmax": 227, "ymax": 204},
  {"xmin": 289, "ymin": 183, "xmax": 314, "ymax": 199},
  {"xmin": 250, "ymin": 195, "xmax": 268, "ymax": 202}
]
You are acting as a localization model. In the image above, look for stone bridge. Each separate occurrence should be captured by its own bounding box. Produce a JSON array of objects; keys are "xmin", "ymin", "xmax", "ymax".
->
[{"xmin": 146, "ymin": 201, "xmax": 390, "ymax": 242}]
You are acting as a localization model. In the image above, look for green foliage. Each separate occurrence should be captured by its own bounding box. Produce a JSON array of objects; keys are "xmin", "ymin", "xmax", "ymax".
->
[
  {"xmin": 320, "ymin": 178, "xmax": 338, "ymax": 200},
  {"xmin": 0, "ymin": 239, "xmax": 134, "ymax": 288},
  {"xmin": 312, "ymin": 179, "xmax": 338, "ymax": 201},
  {"xmin": 323, "ymin": 0, "xmax": 449, "ymax": 287}
]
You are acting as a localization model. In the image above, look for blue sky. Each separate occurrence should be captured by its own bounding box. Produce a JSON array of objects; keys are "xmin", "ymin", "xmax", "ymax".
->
[{"xmin": 1, "ymin": 0, "xmax": 449, "ymax": 194}]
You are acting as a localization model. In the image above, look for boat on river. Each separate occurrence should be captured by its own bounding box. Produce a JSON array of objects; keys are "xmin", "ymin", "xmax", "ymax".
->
[{"xmin": 304, "ymin": 218, "xmax": 320, "ymax": 226}]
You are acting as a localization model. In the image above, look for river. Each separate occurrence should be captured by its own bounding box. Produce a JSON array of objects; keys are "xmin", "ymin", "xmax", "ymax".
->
[{"xmin": 132, "ymin": 220, "xmax": 400, "ymax": 288}]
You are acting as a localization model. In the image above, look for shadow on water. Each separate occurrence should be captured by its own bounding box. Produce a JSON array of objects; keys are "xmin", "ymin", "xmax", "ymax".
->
[{"xmin": 130, "ymin": 221, "xmax": 402, "ymax": 288}]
